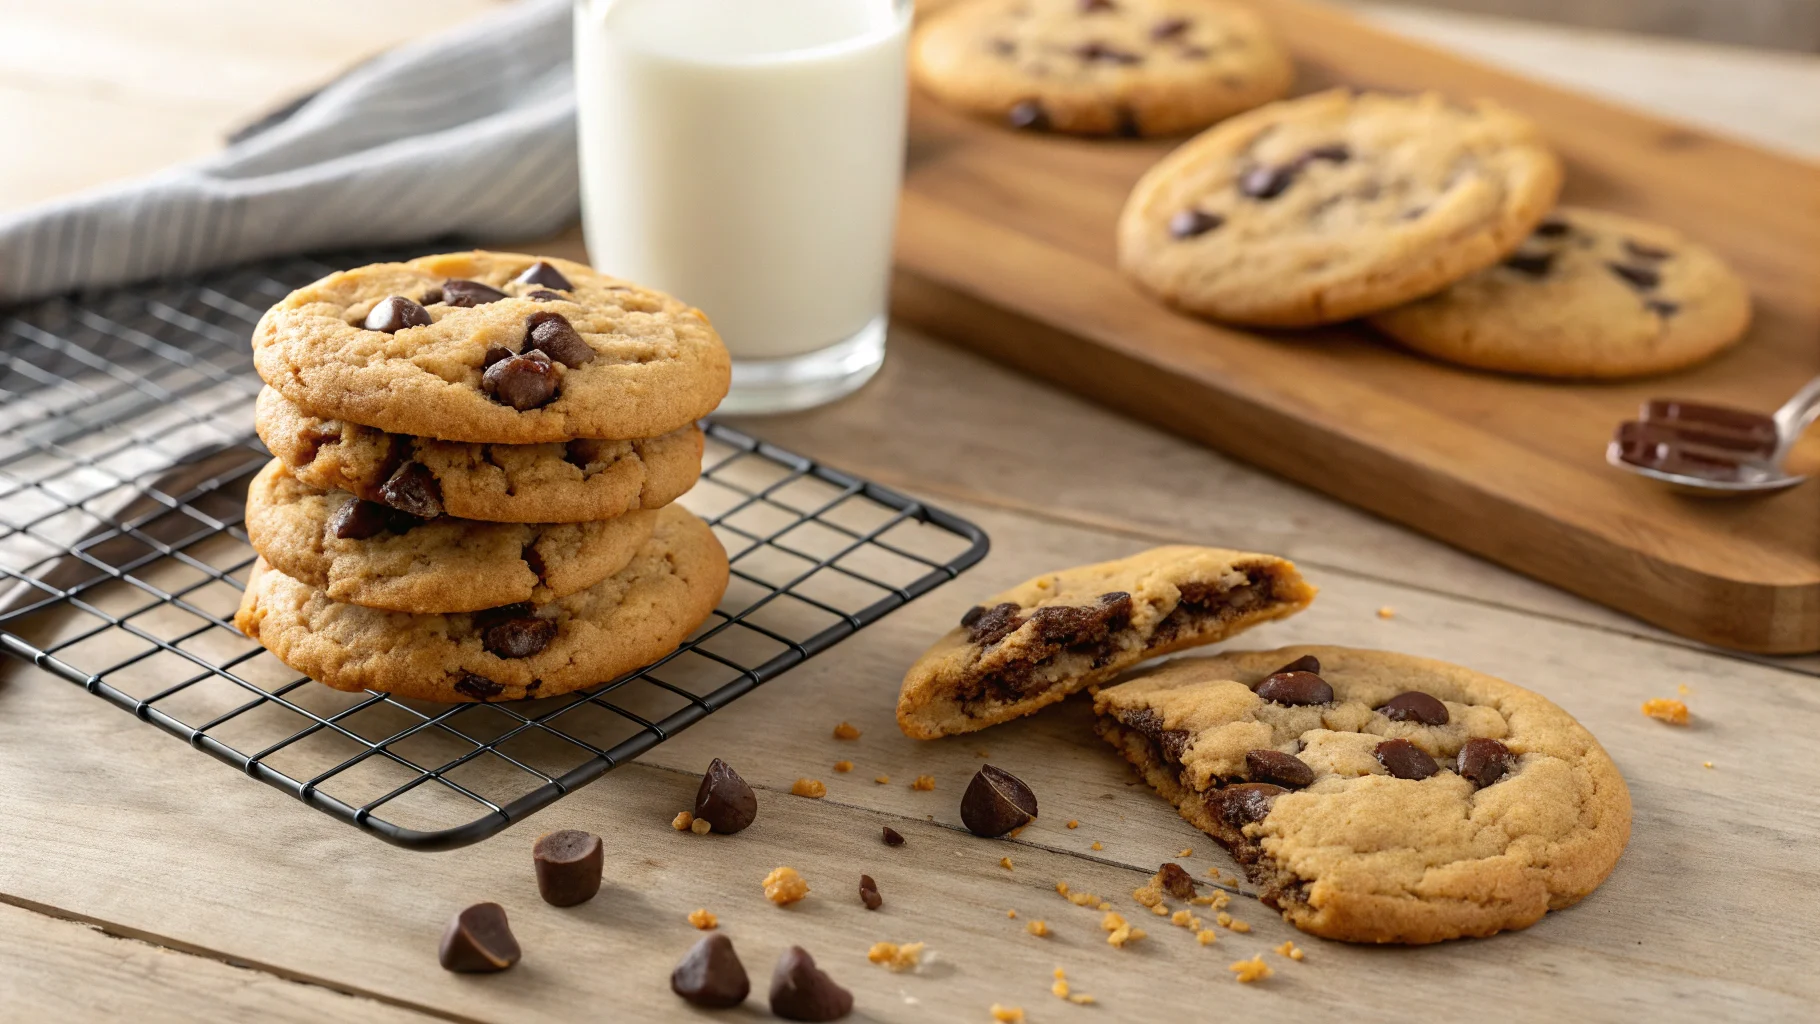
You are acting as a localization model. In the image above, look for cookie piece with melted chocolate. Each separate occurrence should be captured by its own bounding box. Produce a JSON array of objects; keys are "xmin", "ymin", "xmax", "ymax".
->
[{"xmin": 896, "ymin": 545, "xmax": 1316, "ymax": 739}]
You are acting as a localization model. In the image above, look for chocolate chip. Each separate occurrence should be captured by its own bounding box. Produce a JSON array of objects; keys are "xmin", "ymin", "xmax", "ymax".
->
[
  {"xmin": 1256, "ymin": 670, "xmax": 1333, "ymax": 706},
  {"xmin": 1027, "ymin": 592, "xmax": 1131, "ymax": 646},
  {"xmin": 1179, "ymin": 45, "xmax": 1211, "ymax": 60},
  {"xmin": 482, "ymin": 613, "xmax": 557, "ymax": 659},
  {"xmin": 438, "ymin": 903, "xmax": 520, "ymax": 972},
  {"xmin": 990, "ymin": 38, "xmax": 1016, "ymax": 57},
  {"xmin": 384, "ymin": 507, "xmax": 428, "ymax": 534},
  {"xmin": 1152, "ymin": 16, "xmax": 1190, "ymax": 39},
  {"xmin": 482, "ymin": 349, "xmax": 560, "ymax": 410},
  {"xmin": 363, "ymin": 296, "xmax": 430, "ymax": 333},
  {"xmin": 522, "ymin": 543, "xmax": 547, "ymax": 581},
  {"xmin": 1647, "ymin": 299, "xmax": 1680, "ymax": 317},
  {"xmin": 1214, "ymin": 782, "xmax": 1286, "ymax": 826},
  {"xmin": 859, "ymin": 874, "xmax": 883, "ymax": 910},
  {"xmin": 1245, "ymin": 748, "xmax": 1314, "ymax": 788},
  {"xmin": 1457, "ymin": 737, "xmax": 1514, "ymax": 788},
  {"xmin": 1075, "ymin": 41, "xmax": 1141, "ymax": 64},
  {"xmin": 482, "ymin": 344, "xmax": 514, "ymax": 370},
  {"xmin": 565, "ymin": 437, "xmax": 608, "ymax": 468},
  {"xmin": 1534, "ymin": 217, "xmax": 1571, "ymax": 237},
  {"xmin": 1505, "ymin": 252, "xmax": 1555, "ymax": 277},
  {"xmin": 420, "ymin": 286, "xmax": 443, "ymax": 305},
  {"xmin": 453, "ymin": 673, "xmax": 504, "ymax": 700},
  {"xmin": 525, "ymin": 311, "xmax": 594, "ymax": 368},
  {"xmin": 1379, "ymin": 691, "xmax": 1449, "ymax": 725},
  {"xmin": 694, "ymin": 757, "xmax": 758, "ymax": 834},
  {"xmin": 769, "ymin": 947, "xmax": 852, "ymax": 1022},
  {"xmin": 1116, "ymin": 106, "xmax": 1142, "ymax": 138},
  {"xmin": 1298, "ymin": 144, "xmax": 1350, "ymax": 165},
  {"xmin": 379, "ymin": 461, "xmax": 444, "ymax": 519},
  {"xmin": 442, "ymin": 279, "xmax": 508, "ymax": 307},
  {"xmin": 514, "ymin": 260, "xmax": 573, "ymax": 290},
  {"xmin": 1009, "ymin": 100, "xmax": 1051, "ymax": 132},
  {"xmin": 962, "ymin": 602, "xmax": 1024, "ymax": 646},
  {"xmin": 533, "ymin": 829, "xmax": 603, "ymax": 906},
  {"xmin": 528, "ymin": 289, "xmax": 567, "ymax": 302},
  {"xmin": 960, "ymin": 764, "xmax": 1038, "ymax": 838},
  {"xmin": 328, "ymin": 498, "xmax": 388, "ymax": 540},
  {"xmin": 1608, "ymin": 263, "xmax": 1661, "ymax": 290},
  {"xmin": 1239, "ymin": 164, "xmax": 1294, "ymax": 199},
  {"xmin": 672, "ymin": 933, "xmax": 750, "ymax": 1009},
  {"xmin": 1375, "ymin": 738, "xmax": 1439, "ymax": 780},
  {"xmin": 1169, "ymin": 209, "xmax": 1224, "ymax": 239},
  {"xmin": 882, "ymin": 826, "xmax": 905, "ymax": 847},
  {"xmin": 1273, "ymin": 654, "xmax": 1320, "ymax": 675},
  {"xmin": 1624, "ymin": 239, "xmax": 1672, "ymax": 261},
  {"xmin": 1079, "ymin": 0, "xmax": 1117, "ymax": 11},
  {"xmin": 1157, "ymin": 862, "xmax": 1197, "ymax": 900}
]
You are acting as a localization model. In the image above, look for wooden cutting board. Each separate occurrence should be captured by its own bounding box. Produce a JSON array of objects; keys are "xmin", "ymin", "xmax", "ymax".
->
[{"xmin": 889, "ymin": 0, "xmax": 1820, "ymax": 654}]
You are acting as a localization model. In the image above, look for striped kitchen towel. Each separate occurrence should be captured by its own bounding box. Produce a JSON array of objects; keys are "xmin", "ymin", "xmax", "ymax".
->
[{"xmin": 0, "ymin": 0, "xmax": 575, "ymax": 306}]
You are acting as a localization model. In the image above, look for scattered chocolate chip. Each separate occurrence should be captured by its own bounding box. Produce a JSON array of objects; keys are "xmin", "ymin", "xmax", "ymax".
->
[
  {"xmin": 514, "ymin": 260, "xmax": 573, "ymax": 290},
  {"xmin": 524, "ymin": 311, "xmax": 594, "ymax": 368},
  {"xmin": 1647, "ymin": 299, "xmax": 1680, "ymax": 317},
  {"xmin": 1238, "ymin": 164, "xmax": 1295, "ymax": 200},
  {"xmin": 328, "ymin": 498, "xmax": 388, "ymax": 540},
  {"xmin": 420, "ymin": 286, "xmax": 443, "ymax": 305},
  {"xmin": 533, "ymin": 829, "xmax": 603, "ymax": 906},
  {"xmin": 527, "ymin": 289, "xmax": 567, "ymax": 301},
  {"xmin": 1608, "ymin": 263, "xmax": 1661, "ymax": 290},
  {"xmin": 1273, "ymin": 654, "xmax": 1321, "ymax": 675},
  {"xmin": 482, "ymin": 349, "xmax": 560, "ymax": 410},
  {"xmin": 482, "ymin": 612, "xmax": 557, "ymax": 659},
  {"xmin": 1624, "ymin": 239, "xmax": 1672, "ymax": 261},
  {"xmin": 1157, "ymin": 862, "xmax": 1197, "ymax": 900},
  {"xmin": 769, "ymin": 946, "xmax": 852, "ymax": 1022},
  {"xmin": 1534, "ymin": 217, "xmax": 1571, "ymax": 237},
  {"xmin": 694, "ymin": 757, "xmax": 758, "ymax": 834},
  {"xmin": 379, "ymin": 461, "xmax": 444, "ymax": 519},
  {"xmin": 1379, "ymin": 691, "xmax": 1449, "ymax": 726},
  {"xmin": 672, "ymin": 933, "xmax": 750, "ymax": 1009},
  {"xmin": 962, "ymin": 602, "xmax": 1024, "ymax": 646},
  {"xmin": 1375, "ymin": 738, "xmax": 1439, "ymax": 780},
  {"xmin": 1504, "ymin": 252, "xmax": 1555, "ymax": 277},
  {"xmin": 438, "ymin": 903, "xmax": 520, "ymax": 972},
  {"xmin": 363, "ymin": 295, "xmax": 431, "ymax": 333},
  {"xmin": 522, "ymin": 543, "xmax": 547, "ymax": 581},
  {"xmin": 882, "ymin": 826, "xmax": 905, "ymax": 847},
  {"xmin": 1008, "ymin": 100, "xmax": 1051, "ymax": 132},
  {"xmin": 858, "ymin": 874, "xmax": 883, "ymax": 910},
  {"xmin": 565, "ymin": 437, "xmax": 608, "ymax": 468},
  {"xmin": 482, "ymin": 344, "xmax": 515, "ymax": 370},
  {"xmin": 1256, "ymin": 670, "xmax": 1333, "ymax": 706},
  {"xmin": 1214, "ymin": 782, "xmax": 1286, "ymax": 826},
  {"xmin": 1169, "ymin": 209, "xmax": 1224, "ymax": 239},
  {"xmin": 1298, "ymin": 144, "xmax": 1351, "ymax": 165},
  {"xmin": 960, "ymin": 764, "xmax": 1038, "ymax": 838},
  {"xmin": 1246, "ymin": 748, "xmax": 1315, "ymax": 788},
  {"xmin": 442, "ymin": 279, "xmax": 508, "ymax": 307},
  {"xmin": 454, "ymin": 673, "xmax": 505, "ymax": 700},
  {"xmin": 1457, "ymin": 737, "xmax": 1514, "ymax": 788},
  {"xmin": 1152, "ymin": 16, "xmax": 1190, "ymax": 39}
]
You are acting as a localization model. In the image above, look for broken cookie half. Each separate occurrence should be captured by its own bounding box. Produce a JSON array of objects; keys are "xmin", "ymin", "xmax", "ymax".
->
[
  {"xmin": 895, "ymin": 546, "xmax": 1316, "ymax": 740},
  {"xmin": 1093, "ymin": 646, "xmax": 1632, "ymax": 944}
]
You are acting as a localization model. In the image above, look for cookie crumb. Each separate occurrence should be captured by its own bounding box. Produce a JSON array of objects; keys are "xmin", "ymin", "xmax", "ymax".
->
[
  {"xmin": 1052, "ymin": 971, "xmax": 1069, "ymax": 999},
  {"xmin": 1097, "ymin": 902, "xmax": 1112, "ymax": 911},
  {"xmin": 1677, "ymin": 683, "xmax": 1691, "ymax": 696},
  {"xmin": 1703, "ymin": 761, "xmax": 1714, "ymax": 769},
  {"xmin": 912, "ymin": 775, "xmax": 936, "ymax": 791},
  {"xmin": 1069, "ymin": 994, "xmax": 1097, "ymax": 1005},
  {"xmin": 1055, "ymin": 882, "xmax": 1069, "ymax": 895},
  {"xmin": 763, "ymin": 866, "xmax": 809, "ymax": 905},
  {"xmin": 1026, "ymin": 920, "xmax": 1049, "ymax": 937},
  {"xmin": 1229, "ymin": 955, "xmax": 1273, "ymax": 983},
  {"xmin": 1090, "ymin": 841, "xmax": 1103, "ymax": 851},
  {"xmin": 687, "ymin": 908, "xmax": 718, "ymax": 930},
  {"xmin": 1178, "ymin": 848, "xmax": 1193, "ymax": 857},
  {"xmin": 990, "ymin": 1006, "xmax": 1025, "ymax": 1023},
  {"xmin": 1101, "ymin": 912, "xmax": 1146, "ymax": 947},
  {"xmin": 875, "ymin": 775, "xmax": 891, "ymax": 784},
  {"xmin": 671, "ymin": 811, "xmax": 694, "ymax": 831},
  {"xmin": 1007, "ymin": 909, "xmax": 1018, "ymax": 919},
  {"xmin": 791, "ymin": 778, "xmax": 828, "ymax": 798},
  {"xmin": 1642, "ymin": 698, "xmax": 1689, "ymax": 725},
  {"xmin": 833, "ymin": 760, "xmax": 854, "ymax": 773},
  {"xmin": 1230, "ymin": 920, "xmax": 1251, "ymax": 933},
  {"xmin": 1377, "ymin": 606, "xmax": 1396, "ymax": 619},
  {"xmin": 1276, "ymin": 940, "xmax": 1304, "ymax": 961},
  {"xmin": 690, "ymin": 817, "xmax": 712, "ymax": 835},
  {"xmin": 866, "ymin": 941, "xmax": 924, "ymax": 972},
  {"xmin": 1196, "ymin": 929, "xmax": 1218, "ymax": 946},
  {"xmin": 1007, "ymin": 826, "xmax": 1026, "ymax": 839},
  {"xmin": 833, "ymin": 722, "xmax": 861, "ymax": 740},
  {"xmin": 1000, "ymin": 857, "xmax": 1014, "ymax": 870},
  {"xmin": 1150, "ymin": 904, "xmax": 1169, "ymax": 917},
  {"xmin": 1171, "ymin": 909, "xmax": 1199, "ymax": 929},
  {"xmin": 1066, "ymin": 820, "xmax": 1079, "ymax": 829}
]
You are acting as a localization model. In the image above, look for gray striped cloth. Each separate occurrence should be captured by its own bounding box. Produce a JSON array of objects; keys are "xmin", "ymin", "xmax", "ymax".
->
[{"xmin": 0, "ymin": 0, "xmax": 575, "ymax": 306}]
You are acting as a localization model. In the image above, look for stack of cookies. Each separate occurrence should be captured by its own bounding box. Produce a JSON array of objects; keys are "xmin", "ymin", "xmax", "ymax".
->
[{"xmin": 235, "ymin": 251, "xmax": 732, "ymax": 703}]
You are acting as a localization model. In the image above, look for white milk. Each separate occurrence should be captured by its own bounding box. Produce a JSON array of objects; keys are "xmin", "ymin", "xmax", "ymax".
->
[{"xmin": 573, "ymin": 0, "xmax": 911, "ymax": 365}]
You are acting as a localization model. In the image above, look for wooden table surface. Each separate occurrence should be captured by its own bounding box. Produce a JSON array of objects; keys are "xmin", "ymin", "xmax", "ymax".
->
[{"xmin": 3, "ymin": 2, "xmax": 1818, "ymax": 1022}]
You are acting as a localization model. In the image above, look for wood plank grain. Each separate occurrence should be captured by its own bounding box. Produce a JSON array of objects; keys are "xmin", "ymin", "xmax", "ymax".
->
[{"xmin": 891, "ymin": 0, "xmax": 1820, "ymax": 653}]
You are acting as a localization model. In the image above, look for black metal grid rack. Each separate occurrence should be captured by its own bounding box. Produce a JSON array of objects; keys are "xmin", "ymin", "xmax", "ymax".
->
[{"xmin": 0, "ymin": 252, "xmax": 988, "ymax": 850}]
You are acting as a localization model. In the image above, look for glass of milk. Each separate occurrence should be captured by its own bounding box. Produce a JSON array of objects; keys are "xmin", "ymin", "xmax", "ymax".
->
[{"xmin": 574, "ymin": 0, "xmax": 912, "ymax": 414}]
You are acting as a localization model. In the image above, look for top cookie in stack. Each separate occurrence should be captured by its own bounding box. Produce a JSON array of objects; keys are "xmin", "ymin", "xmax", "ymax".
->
[{"xmin": 235, "ymin": 251, "xmax": 731, "ymax": 703}]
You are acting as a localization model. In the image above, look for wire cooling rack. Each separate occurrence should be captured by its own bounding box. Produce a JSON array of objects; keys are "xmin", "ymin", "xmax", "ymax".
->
[{"xmin": 0, "ymin": 251, "xmax": 988, "ymax": 850}]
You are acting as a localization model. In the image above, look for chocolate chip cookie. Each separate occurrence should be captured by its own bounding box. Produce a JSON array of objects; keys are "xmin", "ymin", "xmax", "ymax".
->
[
  {"xmin": 255, "ymin": 388, "xmax": 702, "ymax": 524},
  {"xmin": 244, "ymin": 458, "xmax": 658, "ymax": 614},
  {"xmin": 1370, "ymin": 206, "xmax": 1751, "ymax": 378},
  {"xmin": 234, "ymin": 505, "xmax": 729, "ymax": 702},
  {"xmin": 1118, "ymin": 89, "xmax": 1563, "ymax": 325},
  {"xmin": 896, "ymin": 546, "xmax": 1316, "ymax": 739},
  {"xmin": 912, "ymin": 0, "xmax": 1293, "ymax": 137},
  {"xmin": 252, "ymin": 251, "xmax": 730, "ymax": 444},
  {"xmin": 1095, "ymin": 646, "xmax": 1631, "ymax": 944}
]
